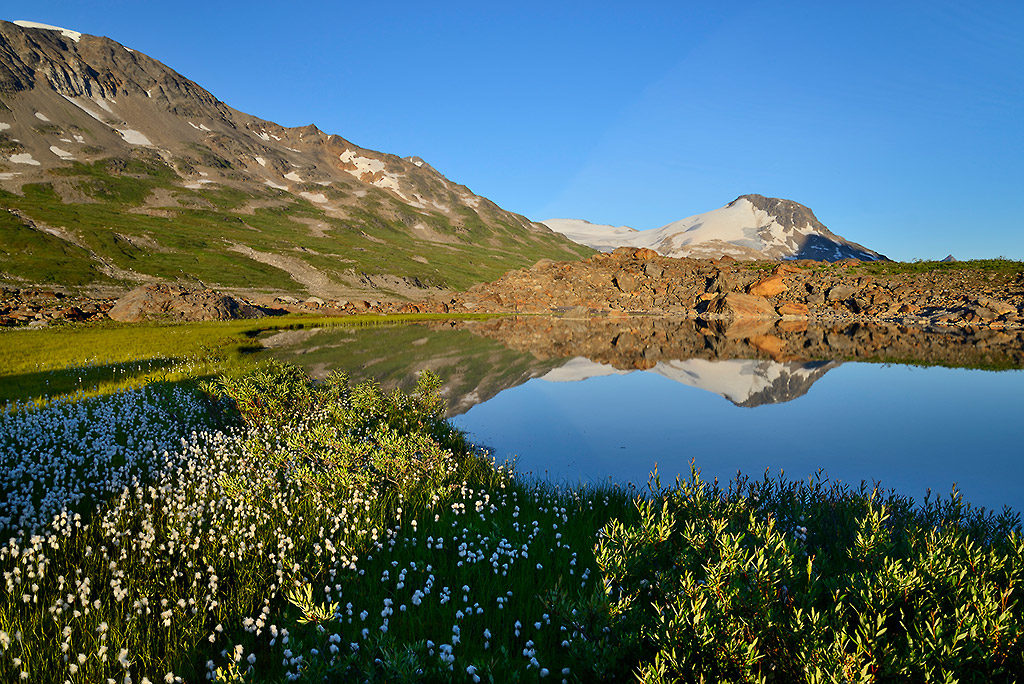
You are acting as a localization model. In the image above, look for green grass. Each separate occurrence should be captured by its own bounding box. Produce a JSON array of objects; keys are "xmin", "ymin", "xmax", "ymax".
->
[
  {"xmin": 853, "ymin": 258, "xmax": 1024, "ymax": 276},
  {"xmin": 0, "ymin": 210, "xmax": 104, "ymax": 286},
  {"xmin": 0, "ymin": 313, "xmax": 496, "ymax": 406}
]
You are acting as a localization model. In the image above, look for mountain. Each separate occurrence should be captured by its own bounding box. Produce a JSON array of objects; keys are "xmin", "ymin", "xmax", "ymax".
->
[
  {"xmin": 543, "ymin": 194, "xmax": 885, "ymax": 262},
  {"xmin": 0, "ymin": 20, "xmax": 592, "ymax": 297}
]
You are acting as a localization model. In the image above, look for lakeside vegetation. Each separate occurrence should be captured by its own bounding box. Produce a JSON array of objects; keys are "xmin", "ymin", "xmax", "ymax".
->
[
  {"xmin": 1, "ymin": 318, "xmax": 1022, "ymax": 681},
  {"xmin": 0, "ymin": 313, "xmax": 496, "ymax": 405}
]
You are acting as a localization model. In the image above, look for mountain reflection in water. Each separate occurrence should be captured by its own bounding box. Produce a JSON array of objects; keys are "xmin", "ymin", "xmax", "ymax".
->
[
  {"xmin": 540, "ymin": 357, "xmax": 839, "ymax": 407},
  {"xmin": 262, "ymin": 316, "xmax": 1024, "ymax": 510},
  {"xmin": 262, "ymin": 316, "xmax": 1024, "ymax": 415}
]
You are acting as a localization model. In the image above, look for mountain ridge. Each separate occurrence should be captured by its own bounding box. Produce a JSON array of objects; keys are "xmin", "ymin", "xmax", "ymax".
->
[{"xmin": 0, "ymin": 19, "xmax": 592, "ymax": 297}]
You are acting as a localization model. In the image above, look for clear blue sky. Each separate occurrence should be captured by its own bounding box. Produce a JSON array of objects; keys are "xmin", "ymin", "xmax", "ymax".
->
[{"xmin": 7, "ymin": 0, "xmax": 1024, "ymax": 260}]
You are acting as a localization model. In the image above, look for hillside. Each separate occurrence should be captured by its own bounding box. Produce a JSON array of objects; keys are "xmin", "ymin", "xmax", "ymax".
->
[
  {"xmin": 0, "ymin": 20, "xmax": 592, "ymax": 298},
  {"xmin": 543, "ymin": 194, "xmax": 885, "ymax": 262}
]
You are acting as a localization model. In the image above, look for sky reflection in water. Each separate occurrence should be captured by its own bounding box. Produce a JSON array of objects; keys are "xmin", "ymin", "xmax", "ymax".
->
[{"xmin": 453, "ymin": 362, "xmax": 1024, "ymax": 513}]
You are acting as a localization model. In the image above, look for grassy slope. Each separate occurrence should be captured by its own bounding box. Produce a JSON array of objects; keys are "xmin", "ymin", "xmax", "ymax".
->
[{"xmin": 0, "ymin": 158, "xmax": 593, "ymax": 293}]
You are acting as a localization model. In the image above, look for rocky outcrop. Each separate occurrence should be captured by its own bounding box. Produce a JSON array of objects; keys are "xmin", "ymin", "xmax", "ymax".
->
[
  {"xmin": 0, "ymin": 287, "xmax": 114, "ymax": 327},
  {"xmin": 434, "ymin": 248, "xmax": 1024, "ymax": 329},
  {"xmin": 107, "ymin": 284, "xmax": 265, "ymax": 322}
]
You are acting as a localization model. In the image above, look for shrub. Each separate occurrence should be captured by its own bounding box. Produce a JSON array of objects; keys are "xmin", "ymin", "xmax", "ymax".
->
[{"xmin": 570, "ymin": 468, "xmax": 1024, "ymax": 682}]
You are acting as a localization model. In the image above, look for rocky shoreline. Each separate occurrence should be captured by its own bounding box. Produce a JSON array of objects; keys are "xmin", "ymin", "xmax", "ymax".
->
[
  {"xmin": 429, "ymin": 248, "xmax": 1024, "ymax": 329},
  {"xmin": 3, "ymin": 248, "xmax": 1022, "ymax": 329},
  {"xmin": 437, "ymin": 316, "xmax": 1024, "ymax": 372}
]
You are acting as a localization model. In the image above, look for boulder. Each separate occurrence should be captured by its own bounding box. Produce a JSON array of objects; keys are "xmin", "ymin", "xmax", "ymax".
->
[
  {"xmin": 976, "ymin": 297, "xmax": 1017, "ymax": 317},
  {"xmin": 643, "ymin": 261, "xmax": 664, "ymax": 279},
  {"xmin": 107, "ymin": 284, "xmax": 265, "ymax": 322},
  {"xmin": 748, "ymin": 274, "xmax": 789, "ymax": 297},
  {"xmin": 613, "ymin": 271, "xmax": 638, "ymax": 293},
  {"xmin": 750, "ymin": 334, "xmax": 786, "ymax": 356},
  {"xmin": 777, "ymin": 301, "xmax": 810, "ymax": 317},
  {"xmin": 826, "ymin": 284, "xmax": 860, "ymax": 302},
  {"xmin": 704, "ymin": 292, "xmax": 780, "ymax": 322}
]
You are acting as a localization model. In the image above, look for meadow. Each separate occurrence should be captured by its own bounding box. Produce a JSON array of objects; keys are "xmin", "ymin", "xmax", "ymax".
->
[{"xmin": 1, "ymin": 318, "xmax": 1021, "ymax": 682}]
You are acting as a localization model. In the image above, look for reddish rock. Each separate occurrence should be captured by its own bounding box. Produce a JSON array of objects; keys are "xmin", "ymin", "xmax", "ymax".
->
[
  {"xmin": 706, "ymin": 292, "xmax": 780, "ymax": 321},
  {"xmin": 777, "ymin": 301, "xmax": 810, "ymax": 317},
  {"xmin": 778, "ymin": 319, "xmax": 809, "ymax": 333},
  {"xmin": 748, "ymin": 274, "xmax": 789, "ymax": 297},
  {"xmin": 750, "ymin": 334, "xmax": 787, "ymax": 356}
]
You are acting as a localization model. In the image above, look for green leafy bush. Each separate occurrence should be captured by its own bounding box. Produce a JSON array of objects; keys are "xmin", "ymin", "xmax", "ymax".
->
[
  {"xmin": 568, "ymin": 469, "xmax": 1024, "ymax": 682},
  {"xmin": 205, "ymin": 360, "xmax": 467, "ymax": 503}
]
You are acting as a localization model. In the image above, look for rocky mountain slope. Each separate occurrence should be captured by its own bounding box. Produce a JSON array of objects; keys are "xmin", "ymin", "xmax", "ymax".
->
[
  {"xmin": 543, "ymin": 194, "xmax": 884, "ymax": 261},
  {"xmin": 0, "ymin": 20, "xmax": 591, "ymax": 297}
]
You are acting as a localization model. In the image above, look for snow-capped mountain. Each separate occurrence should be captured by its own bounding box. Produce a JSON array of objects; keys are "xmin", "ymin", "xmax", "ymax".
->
[
  {"xmin": 539, "ymin": 356, "xmax": 839, "ymax": 407},
  {"xmin": 542, "ymin": 194, "xmax": 885, "ymax": 262}
]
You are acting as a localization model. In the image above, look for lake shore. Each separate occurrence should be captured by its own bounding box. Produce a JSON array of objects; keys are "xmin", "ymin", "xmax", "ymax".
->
[{"xmin": 4, "ymin": 253, "xmax": 1023, "ymax": 331}]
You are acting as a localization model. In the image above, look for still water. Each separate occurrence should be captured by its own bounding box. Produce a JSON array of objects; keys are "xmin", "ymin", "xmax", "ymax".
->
[{"xmin": 263, "ymin": 317, "xmax": 1024, "ymax": 512}]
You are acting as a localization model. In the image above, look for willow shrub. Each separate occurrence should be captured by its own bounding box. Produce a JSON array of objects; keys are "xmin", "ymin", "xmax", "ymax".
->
[
  {"xmin": 559, "ymin": 470, "xmax": 1024, "ymax": 683},
  {"xmin": 204, "ymin": 360, "xmax": 467, "ymax": 506}
]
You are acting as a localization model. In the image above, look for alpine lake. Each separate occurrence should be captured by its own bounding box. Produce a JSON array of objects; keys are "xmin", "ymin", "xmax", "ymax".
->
[{"xmin": 260, "ymin": 315, "xmax": 1024, "ymax": 515}]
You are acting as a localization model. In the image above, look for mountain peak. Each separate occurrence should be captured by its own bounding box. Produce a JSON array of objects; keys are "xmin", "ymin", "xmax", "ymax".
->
[{"xmin": 730, "ymin": 194, "xmax": 827, "ymax": 234}]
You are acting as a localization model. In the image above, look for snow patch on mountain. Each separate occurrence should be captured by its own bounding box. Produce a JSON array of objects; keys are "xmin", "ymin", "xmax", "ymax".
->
[
  {"xmin": 9, "ymin": 153, "xmax": 40, "ymax": 165},
  {"xmin": 540, "ymin": 358, "xmax": 629, "ymax": 383},
  {"xmin": 537, "ymin": 357, "xmax": 838, "ymax": 406},
  {"xmin": 116, "ymin": 128, "xmax": 152, "ymax": 146},
  {"xmin": 49, "ymin": 145, "xmax": 74, "ymax": 160},
  {"xmin": 13, "ymin": 20, "xmax": 82, "ymax": 43},
  {"xmin": 541, "ymin": 219, "xmax": 640, "ymax": 252}
]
